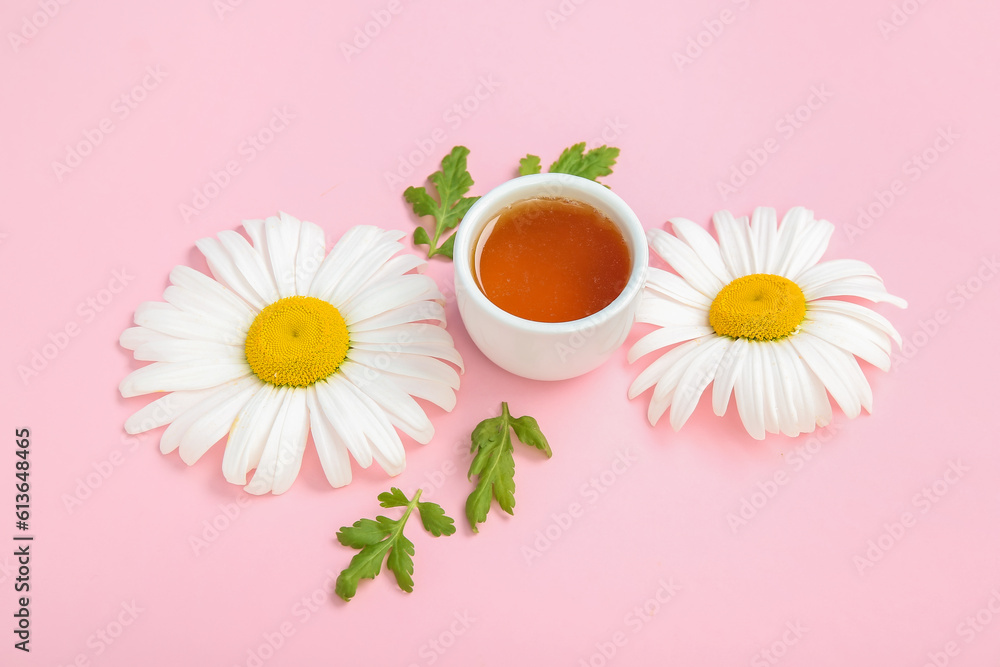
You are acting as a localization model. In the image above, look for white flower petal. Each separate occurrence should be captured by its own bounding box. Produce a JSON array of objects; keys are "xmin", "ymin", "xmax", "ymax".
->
[
  {"xmin": 789, "ymin": 333, "xmax": 862, "ymax": 419},
  {"xmin": 294, "ymin": 219, "xmax": 327, "ymax": 295},
  {"xmin": 802, "ymin": 314, "xmax": 892, "ymax": 370},
  {"xmin": 347, "ymin": 348, "xmax": 460, "ymax": 390},
  {"xmin": 309, "ymin": 227, "xmax": 405, "ymax": 305},
  {"xmin": 758, "ymin": 343, "xmax": 780, "ymax": 435},
  {"xmin": 349, "ymin": 322, "xmax": 453, "ymax": 346},
  {"xmin": 336, "ymin": 377, "xmax": 406, "ymax": 476},
  {"xmin": 242, "ymin": 218, "xmax": 273, "ymax": 289},
  {"xmin": 327, "ymin": 231, "xmax": 408, "ymax": 306},
  {"xmin": 306, "ymin": 226, "xmax": 380, "ymax": 300},
  {"xmin": 669, "ymin": 218, "xmax": 732, "ymax": 284},
  {"xmin": 120, "ymin": 359, "xmax": 251, "ymax": 398},
  {"xmin": 669, "ymin": 336, "xmax": 730, "ymax": 431},
  {"xmin": 195, "ymin": 237, "xmax": 268, "ymax": 310},
  {"xmin": 314, "ymin": 377, "xmax": 373, "ymax": 468},
  {"xmin": 770, "ymin": 342, "xmax": 802, "ymax": 437},
  {"xmin": 712, "ymin": 337, "xmax": 748, "ymax": 417},
  {"xmin": 242, "ymin": 218, "xmax": 265, "ymax": 245},
  {"xmin": 159, "ymin": 376, "xmax": 258, "ymax": 455},
  {"xmin": 783, "ymin": 215, "xmax": 835, "ymax": 280},
  {"xmin": 351, "ymin": 341, "xmax": 464, "ymax": 374},
  {"xmin": 806, "ymin": 364, "xmax": 834, "ymax": 428},
  {"xmin": 132, "ymin": 338, "xmax": 245, "ymax": 363},
  {"xmin": 134, "ymin": 302, "xmax": 245, "ymax": 346},
  {"xmin": 648, "ymin": 228, "xmax": 724, "ymax": 297},
  {"xmin": 751, "ymin": 207, "xmax": 779, "ymax": 274},
  {"xmin": 124, "ymin": 387, "xmax": 220, "ymax": 435},
  {"xmin": 806, "ymin": 276, "xmax": 908, "ymax": 308},
  {"xmin": 636, "ymin": 295, "xmax": 710, "ymax": 328},
  {"xmin": 645, "ymin": 268, "xmax": 713, "ymax": 309},
  {"xmin": 628, "ymin": 336, "xmax": 713, "ymax": 401},
  {"xmin": 372, "ymin": 370, "xmax": 457, "ymax": 412},
  {"xmin": 169, "ymin": 265, "xmax": 256, "ymax": 320},
  {"xmin": 713, "ymin": 210, "xmax": 753, "ymax": 278},
  {"xmin": 179, "ymin": 379, "xmax": 259, "ymax": 465},
  {"xmin": 120, "ymin": 326, "xmax": 175, "ymax": 351},
  {"xmin": 340, "ymin": 274, "xmax": 443, "ymax": 324},
  {"xmin": 222, "ymin": 384, "xmax": 284, "ymax": 484},
  {"xmin": 348, "ymin": 300, "xmax": 447, "ymax": 332},
  {"xmin": 786, "ymin": 346, "xmax": 818, "ymax": 434},
  {"xmin": 734, "ymin": 343, "xmax": 766, "ymax": 440},
  {"xmin": 216, "ymin": 230, "xmax": 280, "ymax": 305},
  {"xmin": 265, "ymin": 213, "xmax": 302, "ymax": 299},
  {"xmin": 340, "ymin": 361, "xmax": 434, "ymax": 444},
  {"xmin": 806, "ymin": 299, "xmax": 903, "ymax": 347},
  {"xmin": 163, "ymin": 285, "xmax": 251, "ymax": 333},
  {"xmin": 772, "ymin": 207, "xmax": 811, "ymax": 277},
  {"xmin": 837, "ymin": 345, "xmax": 874, "ymax": 414},
  {"xmin": 627, "ymin": 326, "xmax": 715, "ymax": 363},
  {"xmin": 357, "ymin": 255, "xmax": 428, "ymax": 295},
  {"xmin": 796, "ymin": 259, "xmax": 881, "ymax": 295},
  {"xmin": 349, "ymin": 323, "xmax": 464, "ymax": 372},
  {"xmin": 646, "ymin": 343, "xmax": 704, "ymax": 426},
  {"xmin": 245, "ymin": 387, "xmax": 309, "ymax": 495},
  {"xmin": 305, "ymin": 387, "xmax": 352, "ymax": 488}
]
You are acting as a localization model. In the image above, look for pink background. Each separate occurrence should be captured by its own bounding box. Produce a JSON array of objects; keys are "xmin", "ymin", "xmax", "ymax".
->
[{"xmin": 3, "ymin": 0, "xmax": 1000, "ymax": 665}]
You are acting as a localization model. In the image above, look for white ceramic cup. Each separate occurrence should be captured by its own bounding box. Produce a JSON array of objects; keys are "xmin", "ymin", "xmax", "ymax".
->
[{"xmin": 453, "ymin": 173, "xmax": 648, "ymax": 381}]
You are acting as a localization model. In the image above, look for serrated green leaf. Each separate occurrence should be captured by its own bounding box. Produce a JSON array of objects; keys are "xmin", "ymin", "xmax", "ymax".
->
[
  {"xmin": 433, "ymin": 232, "xmax": 456, "ymax": 260},
  {"xmin": 335, "ymin": 488, "xmax": 456, "ymax": 601},
  {"xmin": 413, "ymin": 226, "xmax": 431, "ymax": 247},
  {"xmin": 464, "ymin": 483, "xmax": 494, "ymax": 535},
  {"xmin": 510, "ymin": 415, "xmax": 552, "ymax": 458},
  {"xmin": 450, "ymin": 195, "xmax": 480, "ymax": 222},
  {"xmin": 336, "ymin": 517, "xmax": 392, "ymax": 549},
  {"xmin": 417, "ymin": 500, "xmax": 457, "ymax": 537},
  {"xmin": 519, "ymin": 154, "xmax": 542, "ymax": 176},
  {"xmin": 465, "ymin": 402, "xmax": 553, "ymax": 532},
  {"xmin": 403, "ymin": 186, "xmax": 438, "ymax": 217},
  {"xmin": 535, "ymin": 142, "xmax": 619, "ymax": 183},
  {"xmin": 387, "ymin": 534, "xmax": 415, "ymax": 593},
  {"xmin": 403, "ymin": 146, "xmax": 479, "ymax": 261},
  {"xmin": 378, "ymin": 487, "xmax": 410, "ymax": 509},
  {"xmin": 335, "ymin": 540, "xmax": 390, "ymax": 602}
]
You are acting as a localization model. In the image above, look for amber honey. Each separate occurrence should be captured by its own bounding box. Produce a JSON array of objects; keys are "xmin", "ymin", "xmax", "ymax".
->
[{"xmin": 473, "ymin": 197, "xmax": 631, "ymax": 323}]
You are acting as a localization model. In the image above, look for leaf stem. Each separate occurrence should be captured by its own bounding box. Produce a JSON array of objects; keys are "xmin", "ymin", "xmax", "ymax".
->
[{"xmin": 392, "ymin": 488, "xmax": 422, "ymax": 539}]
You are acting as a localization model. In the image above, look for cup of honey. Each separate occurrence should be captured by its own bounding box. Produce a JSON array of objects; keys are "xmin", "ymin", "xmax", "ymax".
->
[{"xmin": 454, "ymin": 173, "xmax": 648, "ymax": 381}]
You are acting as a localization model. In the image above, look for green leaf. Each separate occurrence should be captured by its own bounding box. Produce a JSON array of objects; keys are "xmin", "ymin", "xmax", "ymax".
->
[
  {"xmin": 510, "ymin": 415, "xmax": 552, "ymax": 458},
  {"xmin": 403, "ymin": 186, "xmax": 438, "ymax": 217},
  {"xmin": 519, "ymin": 154, "xmax": 542, "ymax": 176},
  {"xmin": 544, "ymin": 142, "xmax": 620, "ymax": 183},
  {"xmin": 378, "ymin": 487, "xmax": 411, "ymax": 509},
  {"xmin": 413, "ymin": 226, "xmax": 431, "ymax": 247},
  {"xmin": 433, "ymin": 232, "xmax": 456, "ymax": 260},
  {"xmin": 416, "ymin": 500, "xmax": 457, "ymax": 537},
  {"xmin": 387, "ymin": 534, "xmax": 415, "ymax": 593},
  {"xmin": 336, "ymin": 517, "xmax": 392, "ymax": 549},
  {"xmin": 335, "ymin": 488, "xmax": 455, "ymax": 601},
  {"xmin": 465, "ymin": 402, "xmax": 553, "ymax": 533},
  {"xmin": 403, "ymin": 146, "xmax": 479, "ymax": 261}
]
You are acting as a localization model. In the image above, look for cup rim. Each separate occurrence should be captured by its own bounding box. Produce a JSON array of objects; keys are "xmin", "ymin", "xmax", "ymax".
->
[{"xmin": 453, "ymin": 173, "xmax": 648, "ymax": 334}]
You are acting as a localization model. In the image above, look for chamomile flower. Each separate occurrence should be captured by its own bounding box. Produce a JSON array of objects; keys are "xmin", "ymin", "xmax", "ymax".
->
[
  {"xmin": 119, "ymin": 212, "xmax": 463, "ymax": 494},
  {"xmin": 628, "ymin": 206, "xmax": 906, "ymax": 439}
]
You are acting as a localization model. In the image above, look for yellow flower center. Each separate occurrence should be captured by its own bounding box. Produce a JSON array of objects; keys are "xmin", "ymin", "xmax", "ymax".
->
[
  {"xmin": 709, "ymin": 274, "xmax": 806, "ymax": 341},
  {"xmin": 244, "ymin": 296, "xmax": 350, "ymax": 387}
]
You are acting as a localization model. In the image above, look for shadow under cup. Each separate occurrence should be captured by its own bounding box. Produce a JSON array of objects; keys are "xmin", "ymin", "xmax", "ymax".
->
[{"xmin": 453, "ymin": 173, "xmax": 648, "ymax": 381}]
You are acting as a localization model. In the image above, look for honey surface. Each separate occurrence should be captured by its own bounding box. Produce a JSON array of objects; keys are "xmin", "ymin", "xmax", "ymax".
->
[{"xmin": 477, "ymin": 197, "xmax": 631, "ymax": 323}]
